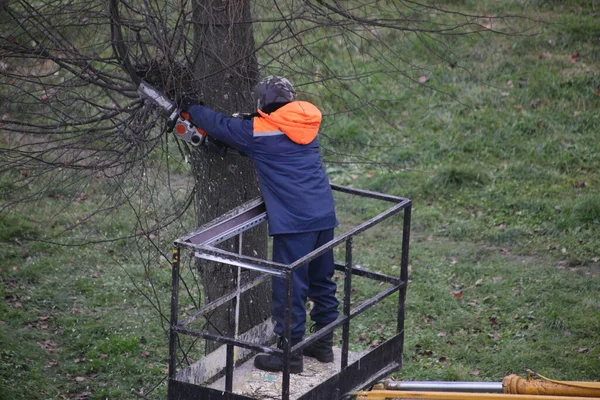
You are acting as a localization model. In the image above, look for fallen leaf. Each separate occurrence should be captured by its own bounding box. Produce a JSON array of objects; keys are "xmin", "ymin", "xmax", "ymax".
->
[
  {"xmin": 75, "ymin": 377, "xmax": 86, "ymax": 382},
  {"xmin": 451, "ymin": 290, "xmax": 463, "ymax": 299},
  {"xmin": 519, "ymin": 78, "xmax": 527, "ymax": 88},
  {"xmin": 39, "ymin": 341, "xmax": 57, "ymax": 353},
  {"xmin": 140, "ymin": 351, "xmax": 150, "ymax": 358},
  {"xmin": 578, "ymin": 347, "xmax": 589, "ymax": 353},
  {"xmin": 475, "ymin": 279, "xmax": 483, "ymax": 286},
  {"xmin": 507, "ymin": 80, "xmax": 514, "ymax": 88},
  {"xmin": 538, "ymin": 52, "xmax": 551, "ymax": 60},
  {"xmin": 69, "ymin": 392, "xmax": 91, "ymax": 400},
  {"xmin": 489, "ymin": 316, "xmax": 501, "ymax": 329},
  {"xmin": 492, "ymin": 277, "xmax": 503, "ymax": 282},
  {"xmin": 437, "ymin": 331, "xmax": 446, "ymax": 337},
  {"xmin": 478, "ymin": 17, "xmax": 493, "ymax": 30},
  {"xmin": 99, "ymin": 354, "xmax": 108, "ymax": 359},
  {"xmin": 76, "ymin": 193, "xmax": 89, "ymax": 202},
  {"xmin": 471, "ymin": 370, "xmax": 480, "ymax": 376}
]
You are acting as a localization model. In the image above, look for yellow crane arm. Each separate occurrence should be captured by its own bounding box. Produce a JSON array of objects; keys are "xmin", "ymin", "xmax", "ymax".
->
[{"xmin": 355, "ymin": 390, "xmax": 599, "ymax": 400}]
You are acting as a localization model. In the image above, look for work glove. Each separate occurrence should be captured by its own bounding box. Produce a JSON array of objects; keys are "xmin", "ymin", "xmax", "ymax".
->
[{"xmin": 178, "ymin": 93, "xmax": 203, "ymax": 112}]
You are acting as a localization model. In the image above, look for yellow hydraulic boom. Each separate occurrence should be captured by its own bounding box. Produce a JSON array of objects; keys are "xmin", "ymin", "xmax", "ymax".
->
[{"xmin": 350, "ymin": 374, "xmax": 600, "ymax": 400}]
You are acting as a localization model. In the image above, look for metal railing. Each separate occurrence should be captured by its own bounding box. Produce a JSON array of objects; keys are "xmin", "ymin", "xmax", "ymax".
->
[{"xmin": 168, "ymin": 184, "xmax": 412, "ymax": 400}]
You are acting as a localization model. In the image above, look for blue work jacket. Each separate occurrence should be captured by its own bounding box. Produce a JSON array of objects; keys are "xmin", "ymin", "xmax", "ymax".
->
[{"xmin": 186, "ymin": 101, "xmax": 338, "ymax": 236}]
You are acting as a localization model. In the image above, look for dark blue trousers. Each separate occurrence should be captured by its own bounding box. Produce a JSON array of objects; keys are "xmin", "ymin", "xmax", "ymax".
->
[{"xmin": 272, "ymin": 228, "xmax": 339, "ymax": 339}]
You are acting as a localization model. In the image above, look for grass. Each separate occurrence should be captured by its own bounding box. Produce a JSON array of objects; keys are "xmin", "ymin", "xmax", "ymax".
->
[
  {"xmin": 0, "ymin": 228, "xmax": 173, "ymax": 399},
  {"xmin": 317, "ymin": 0, "xmax": 600, "ymax": 385},
  {"xmin": 1, "ymin": 1, "xmax": 599, "ymax": 399},
  {"xmin": 340, "ymin": 221, "xmax": 599, "ymax": 381}
]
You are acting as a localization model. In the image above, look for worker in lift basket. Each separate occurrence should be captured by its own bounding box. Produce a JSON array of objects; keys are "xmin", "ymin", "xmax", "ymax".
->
[{"xmin": 180, "ymin": 75, "xmax": 339, "ymax": 374}]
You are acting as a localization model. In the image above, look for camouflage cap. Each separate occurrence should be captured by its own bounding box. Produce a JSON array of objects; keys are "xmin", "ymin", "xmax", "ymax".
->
[{"xmin": 254, "ymin": 75, "xmax": 296, "ymax": 111}]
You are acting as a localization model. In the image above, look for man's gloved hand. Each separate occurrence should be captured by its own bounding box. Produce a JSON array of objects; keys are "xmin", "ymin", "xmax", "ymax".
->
[{"xmin": 178, "ymin": 93, "xmax": 203, "ymax": 112}]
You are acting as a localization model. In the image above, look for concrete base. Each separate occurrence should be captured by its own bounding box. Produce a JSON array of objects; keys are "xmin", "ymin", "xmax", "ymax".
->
[{"xmin": 208, "ymin": 348, "xmax": 363, "ymax": 399}]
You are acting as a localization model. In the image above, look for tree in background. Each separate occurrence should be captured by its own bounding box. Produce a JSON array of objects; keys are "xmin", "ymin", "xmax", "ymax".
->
[{"xmin": 0, "ymin": 0, "xmax": 533, "ymax": 389}]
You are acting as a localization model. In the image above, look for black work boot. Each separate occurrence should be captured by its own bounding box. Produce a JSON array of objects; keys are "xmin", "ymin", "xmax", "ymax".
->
[
  {"xmin": 254, "ymin": 337, "xmax": 303, "ymax": 373},
  {"xmin": 303, "ymin": 324, "xmax": 334, "ymax": 363}
]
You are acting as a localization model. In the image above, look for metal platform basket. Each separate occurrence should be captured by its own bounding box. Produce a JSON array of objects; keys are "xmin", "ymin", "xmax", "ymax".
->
[{"xmin": 167, "ymin": 184, "xmax": 412, "ymax": 400}]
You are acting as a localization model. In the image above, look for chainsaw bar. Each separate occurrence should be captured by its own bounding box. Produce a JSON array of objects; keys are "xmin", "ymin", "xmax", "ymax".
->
[{"xmin": 138, "ymin": 81, "xmax": 176, "ymax": 113}]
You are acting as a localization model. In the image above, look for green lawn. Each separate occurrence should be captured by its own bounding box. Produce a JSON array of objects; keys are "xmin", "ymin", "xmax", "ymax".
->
[{"xmin": 1, "ymin": 1, "xmax": 599, "ymax": 399}]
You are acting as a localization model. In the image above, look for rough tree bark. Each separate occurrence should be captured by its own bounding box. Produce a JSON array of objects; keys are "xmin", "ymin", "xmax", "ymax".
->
[{"xmin": 190, "ymin": 0, "xmax": 271, "ymax": 351}]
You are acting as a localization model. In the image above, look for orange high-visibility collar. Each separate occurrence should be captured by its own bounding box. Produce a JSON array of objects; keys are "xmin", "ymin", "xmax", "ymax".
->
[{"xmin": 255, "ymin": 101, "xmax": 322, "ymax": 144}]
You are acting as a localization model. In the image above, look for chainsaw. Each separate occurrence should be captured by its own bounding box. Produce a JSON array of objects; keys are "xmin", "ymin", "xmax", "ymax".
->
[{"xmin": 138, "ymin": 81, "xmax": 208, "ymax": 147}]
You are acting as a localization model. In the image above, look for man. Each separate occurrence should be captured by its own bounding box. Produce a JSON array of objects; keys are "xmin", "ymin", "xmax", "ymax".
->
[{"xmin": 181, "ymin": 76, "xmax": 339, "ymax": 374}]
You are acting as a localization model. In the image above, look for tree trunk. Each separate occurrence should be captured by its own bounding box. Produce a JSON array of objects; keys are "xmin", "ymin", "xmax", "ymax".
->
[{"xmin": 190, "ymin": 0, "xmax": 271, "ymax": 353}]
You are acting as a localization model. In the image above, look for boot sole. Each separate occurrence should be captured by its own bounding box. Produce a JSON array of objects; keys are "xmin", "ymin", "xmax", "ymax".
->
[
  {"xmin": 254, "ymin": 358, "xmax": 304, "ymax": 374},
  {"xmin": 255, "ymin": 364, "xmax": 304, "ymax": 374},
  {"xmin": 303, "ymin": 351, "xmax": 334, "ymax": 363}
]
